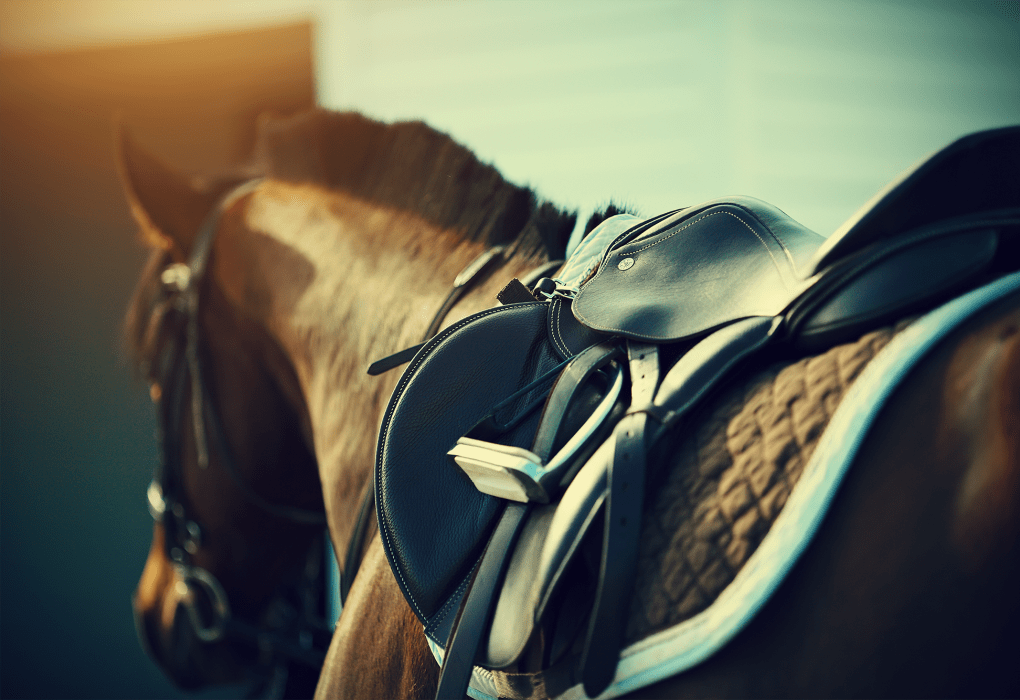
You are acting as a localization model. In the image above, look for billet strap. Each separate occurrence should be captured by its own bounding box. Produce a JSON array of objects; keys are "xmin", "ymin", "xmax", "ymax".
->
[{"xmin": 650, "ymin": 316, "xmax": 781, "ymax": 440}]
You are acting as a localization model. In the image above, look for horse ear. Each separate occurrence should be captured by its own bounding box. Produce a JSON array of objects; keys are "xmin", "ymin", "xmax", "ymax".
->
[{"xmin": 115, "ymin": 120, "xmax": 218, "ymax": 261}]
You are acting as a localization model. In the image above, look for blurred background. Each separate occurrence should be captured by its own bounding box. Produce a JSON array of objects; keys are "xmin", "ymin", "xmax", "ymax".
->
[{"xmin": 1, "ymin": 1, "xmax": 1017, "ymax": 697}]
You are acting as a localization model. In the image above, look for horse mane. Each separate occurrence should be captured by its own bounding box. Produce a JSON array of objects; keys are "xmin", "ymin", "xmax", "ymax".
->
[
  {"xmin": 125, "ymin": 109, "xmax": 631, "ymax": 374},
  {"xmin": 251, "ymin": 109, "xmax": 578, "ymax": 260}
]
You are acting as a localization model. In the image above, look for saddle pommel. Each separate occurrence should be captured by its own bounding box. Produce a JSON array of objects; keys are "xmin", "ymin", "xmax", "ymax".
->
[{"xmin": 450, "ymin": 363, "xmax": 624, "ymax": 503}]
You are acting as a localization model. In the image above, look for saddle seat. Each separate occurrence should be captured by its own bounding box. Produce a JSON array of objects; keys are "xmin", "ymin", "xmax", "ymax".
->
[{"xmin": 374, "ymin": 125, "xmax": 1020, "ymax": 700}]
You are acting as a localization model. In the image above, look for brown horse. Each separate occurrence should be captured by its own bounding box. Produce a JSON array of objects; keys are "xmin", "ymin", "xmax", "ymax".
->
[{"xmin": 122, "ymin": 109, "xmax": 1020, "ymax": 698}]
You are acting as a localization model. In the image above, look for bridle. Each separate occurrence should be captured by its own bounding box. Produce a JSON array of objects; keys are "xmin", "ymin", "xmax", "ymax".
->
[{"xmin": 143, "ymin": 180, "xmax": 331, "ymax": 692}]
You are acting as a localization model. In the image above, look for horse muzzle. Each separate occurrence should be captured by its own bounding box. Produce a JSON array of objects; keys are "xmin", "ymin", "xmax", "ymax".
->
[{"xmin": 133, "ymin": 559, "xmax": 245, "ymax": 689}]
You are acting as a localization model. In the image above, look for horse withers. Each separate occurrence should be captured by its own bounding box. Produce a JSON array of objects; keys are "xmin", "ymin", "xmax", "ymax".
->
[{"xmin": 121, "ymin": 109, "xmax": 1020, "ymax": 698}]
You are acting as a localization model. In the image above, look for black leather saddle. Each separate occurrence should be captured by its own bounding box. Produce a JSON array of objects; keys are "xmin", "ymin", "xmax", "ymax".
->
[{"xmin": 375, "ymin": 126, "xmax": 1020, "ymax": 699}]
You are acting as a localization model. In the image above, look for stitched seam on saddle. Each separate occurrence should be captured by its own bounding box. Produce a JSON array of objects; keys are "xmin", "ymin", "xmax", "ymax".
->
[
  {"xmin": 551, "ymin": 298, "xmax": 570, "ymax": 358},
  {"xmin": 734, "ymin": 205, "xmax": 797, "ymax": 270},
  {"xmin": 375, "ymin": 302, "xmax": 548, "ymax": 621},
  {"xmin": 629, "ymin": 211, "xmax": 780, "ymax": 272},
  {"xmin": 425, "ymin": 564, "xmax": 476, "ymax": 641},
  {"xmin": 574, "ymin": 211, "xmax": 784, "ymax": 337},
  {"xmin": 550, "ymin": 297, "xmax": 567, "ymax": 359}
]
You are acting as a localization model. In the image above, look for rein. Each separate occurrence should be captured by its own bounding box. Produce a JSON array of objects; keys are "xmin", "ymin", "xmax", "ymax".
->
[{"xmin": 145, "ymin": 179, "xmax": 331, "ymax": 685}]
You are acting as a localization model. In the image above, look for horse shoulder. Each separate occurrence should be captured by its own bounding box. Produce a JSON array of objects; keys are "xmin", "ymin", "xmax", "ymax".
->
[{"xmin": 317, "ymin": 536, "xmax": 439, "ymax": 699}]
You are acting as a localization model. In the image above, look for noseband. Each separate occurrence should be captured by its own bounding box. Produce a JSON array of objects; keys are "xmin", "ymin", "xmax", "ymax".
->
[{"xmin": 144, "ymin": 180, "xmax": 331, "ymax": 682}]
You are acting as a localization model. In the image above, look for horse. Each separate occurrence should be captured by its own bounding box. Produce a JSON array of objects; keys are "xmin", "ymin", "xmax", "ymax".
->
[{"xmin": 121, "ymin": 108, "xmax": 1020, "ymax": 699}]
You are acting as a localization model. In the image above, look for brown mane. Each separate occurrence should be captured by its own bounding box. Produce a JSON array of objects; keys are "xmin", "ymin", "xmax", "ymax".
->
[
  {"xmin": 252, "ymin": 109, "xmax": 577, "ymax": 259},
  {"xmin": 125, "ymin": 110, "xmax": 584, "ymax": 376}
]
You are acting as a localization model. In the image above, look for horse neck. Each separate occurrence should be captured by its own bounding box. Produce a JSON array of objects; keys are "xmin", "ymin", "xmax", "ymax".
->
[{"xmin": 226, "ymin": 180, "xmax": 543, "ymax": 557}]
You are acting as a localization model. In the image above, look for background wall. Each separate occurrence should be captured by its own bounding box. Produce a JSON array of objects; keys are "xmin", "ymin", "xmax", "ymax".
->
[
  {"xmin": 320, "ymin": 0, "xmax": 1019, "ymax": 237},
  {"xmin": 0, "ymin": 1, "xmax": 1017, "ymax": 698},
  {"xmin": 0, "ymin": 18, "xmax": 315, "ymax": 700}
]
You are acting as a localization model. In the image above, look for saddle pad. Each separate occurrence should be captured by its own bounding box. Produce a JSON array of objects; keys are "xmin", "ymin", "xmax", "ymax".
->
[{"xmin": 443, "ymin": 272, "xmax": 1020, "ymax": 700}]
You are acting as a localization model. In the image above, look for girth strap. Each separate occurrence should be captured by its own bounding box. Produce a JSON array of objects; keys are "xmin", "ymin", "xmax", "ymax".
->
[
  {"xmin": 435, "ymin": 502, "xmax": 531, "ymax": 700},
  {"xmin": 581, "ymin": 342, "xmax": 659, "ymax": 696}
]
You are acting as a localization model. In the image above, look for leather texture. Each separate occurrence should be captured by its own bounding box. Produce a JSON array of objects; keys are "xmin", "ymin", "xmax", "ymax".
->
[
  {"xmin": 787, "ymin": 222, "xmax": 1004, "ymax": 350},
  {"xmin": 548, "ymin": 297, "xmax": 610, "ymax": 359},
  {"xmin": 435, "ymin": 346, "xmax": 629, "ymax": 697},
  {"xmin": 809, "ymin": 125, "xmax": 1020, "ymax": 275},
  {"xmin": 579, "ymin": 343, "xmax": 659, "ymax": 696},
  {"xmin": 377, "ymin": 302, "xmax": 561, "ymax": 622},
  {"xmin": 435, "ymin": 502, "xmax": 530, "ymax": 700},
  {"xmin": 573, "ymin": 197, "xmax": 825, "ymax": 342}
]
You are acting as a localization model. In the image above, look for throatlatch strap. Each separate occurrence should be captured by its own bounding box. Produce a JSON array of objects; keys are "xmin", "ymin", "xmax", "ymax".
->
[{"xmin": 581, "ymin": 342, "xmax": 659, "ymax": 697}]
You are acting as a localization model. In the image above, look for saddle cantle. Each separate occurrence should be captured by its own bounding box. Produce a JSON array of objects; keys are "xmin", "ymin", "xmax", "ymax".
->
[{"xmin": 374, "ymin": 126, "xmax": 1020, "ymax": 700}]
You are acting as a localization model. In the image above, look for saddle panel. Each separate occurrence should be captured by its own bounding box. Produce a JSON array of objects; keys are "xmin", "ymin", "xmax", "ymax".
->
[
  {"xmin": 376, "ymin": 302, "xmax": 563, "ymax": 622},
  {"xmin": 573, "ymin": 198, "xmax": 825, "ymax": 342},
  {"xmin": 788, "ymin": 223, "xmax": 1002, "ymax": 350},
  {"xmin": 808, "ymin": 125, "xmax": 1020, "ymax": 275}
]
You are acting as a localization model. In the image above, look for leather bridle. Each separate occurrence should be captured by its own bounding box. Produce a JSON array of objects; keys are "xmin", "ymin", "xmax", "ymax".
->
[{"xmin": 143, "ymin": 180, "xmax": 331, "ymax": 690}]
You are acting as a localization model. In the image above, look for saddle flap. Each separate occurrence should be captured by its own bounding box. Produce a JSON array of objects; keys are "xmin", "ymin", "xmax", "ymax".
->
[
  {"xmin": 376, "ymin": 302, "xmax": 562, "ymax": 622},
  {"xmin": 572, "ymin": 198, "xmax": 824, "ymax": 343}
]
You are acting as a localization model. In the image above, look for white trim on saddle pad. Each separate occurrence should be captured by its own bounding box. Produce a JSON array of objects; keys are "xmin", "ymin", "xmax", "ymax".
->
[{"xmin": 426, "ymin": 272, "xmax": 1020, "ymax": 700}]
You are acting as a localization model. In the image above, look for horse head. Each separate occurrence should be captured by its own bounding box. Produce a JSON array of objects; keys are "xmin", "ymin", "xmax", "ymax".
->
[{"xmin": 119, "ymin": 126, "xmax": 329, "ymax": 692}]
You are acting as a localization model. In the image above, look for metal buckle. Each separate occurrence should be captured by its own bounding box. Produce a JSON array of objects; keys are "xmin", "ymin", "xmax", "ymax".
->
[
  {"xmin": 146, "ymin": 480, "xmax": 166, "ymax": 522},
  {"xmin": 175, "ymin": 564, "xmax": 231, "ymax": 643}
]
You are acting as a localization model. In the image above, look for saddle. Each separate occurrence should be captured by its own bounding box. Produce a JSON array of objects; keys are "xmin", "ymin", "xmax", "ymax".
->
[{"xmin": 375, "ymin": 126, "xmax": 1020, "ymax": 699}]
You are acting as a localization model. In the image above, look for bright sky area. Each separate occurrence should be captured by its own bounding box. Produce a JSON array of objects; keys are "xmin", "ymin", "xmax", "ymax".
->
[{"xmin": 3, "ymin": 0, "xmax": 1017, "ymax": 236}]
